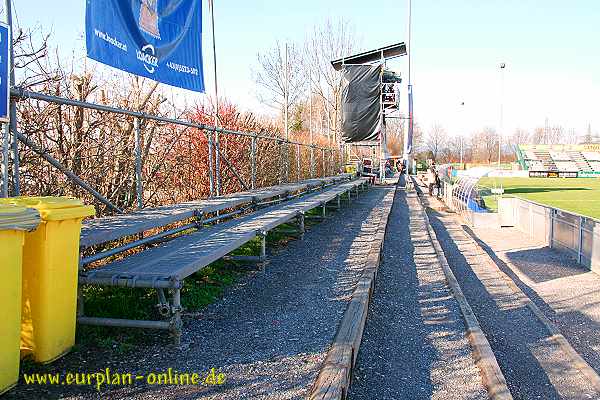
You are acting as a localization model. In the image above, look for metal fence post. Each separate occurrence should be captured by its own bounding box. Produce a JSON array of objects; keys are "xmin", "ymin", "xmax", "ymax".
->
[
  {"xmin": 251, "ymin": 133, "xmax": 257, "ymax": 190},
  {"xmin": 207, "ymin": 130, "xmax": 214, "ymax": 197},
  {"xmin": 278, "ymin": 139, "xmax": 283, "ymax": 185},
  {"xmin": 296, "ymin": 143, "xmax": 300, "ymax": 182},
  {"xmin": 310, "ymin": 145, "xmax": 314, "ymax": 178},
  {"xmin": 6, "ymin": 0, "xmax": 19, "ymax": 195},
  {"xmin": 9, "ymin": 109, "xmax": 19, "ymax": 195},
  {"xmin": 578, "ymin": 216, "xmax": 584, "ymax": 264},
  {"xmin": 215, "ymin": 131, "xmax": 221, "ymax": 196},
  {"xmin": 549, "ymin": 209, "xmax": 555, "ymax": 248},
  {"xmin": 133, "ymin": 117, "xmax": 143, "ymax": 209},
  {"xmin": 330, "ymin": 149, "xmax": 334, "ymax": 175},
  {"xmin": 285, "ymin": 141, "xmax": 290, "ymax": 183}
]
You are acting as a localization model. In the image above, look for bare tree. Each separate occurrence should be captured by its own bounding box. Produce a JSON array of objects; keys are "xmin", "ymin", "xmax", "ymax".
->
[
  {"xmin": 13, "ymin": 24, "xmax": 58, "ymax": 88},
  {"xmin": 303, "ymin": 19, "xmax": 359, "ymax": 143},
  {"xmin": 252, "ymin": 41, "xmax": 306, "ymax": 130},
  {"xmin": 511, "ymin": 128, "xmax": 530, "ymax": 145},
  {"xmin": 252, "ymin": 19, "xmax": 362, "ymax": 147},
  {"xmin": 548, "ymin": 125, "xmax": 565, "ymax": 144},
  {"xmin": 386, "ymin": 117, "xmax": 405, "ymax": 139},
  {"xmin": 474, "ymin": 127, "xmax": 499, "ymax": 163},
  {"xmin": 531, "ymin": 127, "xmax": 546, "ymax": 145},
  {"xmin": 426, "ymin": 123, "xmax": 448, "ymax": 162},
  {"xmin": 530, "ymin": 123, "xmax": 567, "ymax": 145},
  {"xmin": 446, "ymin": 135, "xmax": 463, "ymax": 163},
  {"xmin": 411, "ymin": 120, "xmax": 424, "ymax": 154}
]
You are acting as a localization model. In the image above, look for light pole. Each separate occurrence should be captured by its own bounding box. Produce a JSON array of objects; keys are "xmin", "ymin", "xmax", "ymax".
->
[
  {"xmin": 498, "ymin": 62, "xmax": 506, "ymax": 167},
  {"xmin": 209, "ymin": 0, "xmax": 219, "ymax": 196},
  {"xmin": 405, "ymin": 0, "xmax": 414, "ymax": 174},
  {"xmin": 459, "ymin": 101, "xmax": 465, "ymax": 166}
]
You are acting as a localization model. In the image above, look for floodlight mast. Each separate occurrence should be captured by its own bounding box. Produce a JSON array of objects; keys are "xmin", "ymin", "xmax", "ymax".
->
[
  {"xmin": 210, "ymin": 0, "xmax": 219, "ymax": 196},
  {"xmin": 405, "ymin": 0, "xmax": 414, "ymax": 175},
  {"xmin": 498, "ymin": 62, "xmax": 506, "ymax": 167}
]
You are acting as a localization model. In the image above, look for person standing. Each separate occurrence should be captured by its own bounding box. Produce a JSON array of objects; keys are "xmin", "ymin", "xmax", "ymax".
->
[{"xmin": 427, "ymin": 167, "xmax": 436, "ymax": 196}]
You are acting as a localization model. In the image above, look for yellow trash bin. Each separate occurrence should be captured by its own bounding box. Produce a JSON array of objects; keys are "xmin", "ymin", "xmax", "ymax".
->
[
  {"xmin": 0, "ymin": 204, "xmax": 40, "ymax": 394},
  {"xmin": 0, "ymin": 197, "xmax": 95, "ymax": 363}
]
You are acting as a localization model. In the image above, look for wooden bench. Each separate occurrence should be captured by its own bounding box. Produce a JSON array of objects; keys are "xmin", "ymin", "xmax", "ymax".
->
[
  {"xmin": 79, "ymin": 174, "xmax": 353, "ymax": 266},
  {"xmin": 78, "ymin": 176, "xmax": 367, "ymax": 342}
]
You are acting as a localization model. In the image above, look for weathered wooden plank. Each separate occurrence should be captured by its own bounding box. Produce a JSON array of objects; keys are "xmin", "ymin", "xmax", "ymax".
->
[
  {"xmin": 81, "ymin": 179, "xmax": 367, "ymax": 287},
  {"xmin": 309, "ymin": 344, "xmax": 353, "ymax": 400},
  {"xmin": 80, "ymin": 175, "xmax": 356, "ymax": 248},
  {"xmin": 80, "ymin": 196, "xmax": 252, "ymax": 248},
  {"xmin": 309, "ymin": 184, "xmax": 395, "ymax": 400}
]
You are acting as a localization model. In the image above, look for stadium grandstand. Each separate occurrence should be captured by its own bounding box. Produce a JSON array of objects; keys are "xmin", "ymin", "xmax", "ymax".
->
[{"xmin": 516, "ymin": 143, "xmax": 600, "ymax": 178}]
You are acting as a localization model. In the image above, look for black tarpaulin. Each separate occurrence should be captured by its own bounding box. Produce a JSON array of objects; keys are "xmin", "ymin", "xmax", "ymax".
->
[{"xmin": 341, "ymin": 64, "xmax": 382, "ymax": 143}]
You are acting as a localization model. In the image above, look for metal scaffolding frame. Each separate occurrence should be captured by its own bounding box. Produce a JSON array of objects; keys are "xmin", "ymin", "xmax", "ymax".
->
[{"xmin": 332, "ymin": 43, "xmax": 406, "ymax": 183}]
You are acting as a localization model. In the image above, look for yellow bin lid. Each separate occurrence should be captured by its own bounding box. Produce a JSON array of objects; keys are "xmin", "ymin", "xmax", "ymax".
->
[
  {"xmin": 0, "ymin": 197, "xmax": 95, "ymax": 221},
  {"xmin": 0, "ymin": 204, "xmax": 41, "ymax": 231}
]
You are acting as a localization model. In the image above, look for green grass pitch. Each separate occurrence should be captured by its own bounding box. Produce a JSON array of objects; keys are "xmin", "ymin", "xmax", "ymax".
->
[{"xmin": 478, "ymin": 177, "xmax": 600, "ymax": 220}]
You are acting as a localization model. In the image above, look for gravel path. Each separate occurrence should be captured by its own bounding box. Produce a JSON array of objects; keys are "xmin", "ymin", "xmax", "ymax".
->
[
  {"xmin": 349, "ymin": 188, "xmax": 487, "ymax": 400},
  {"xmin": 428, "ymin": 210, "xmax": 600, "ymax": 399},
  {"xmin": 8, "ymin": 186, "xmax": 394, "ymax": 400},
  {"xmin": 471, "ymin": 226, "xmax": 600, "ymax": 381}
]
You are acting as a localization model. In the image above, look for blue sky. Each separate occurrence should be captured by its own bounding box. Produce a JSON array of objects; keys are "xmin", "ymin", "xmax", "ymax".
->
[{"xmin": 11, "ymin": 0, "xmax": 600, "ymax": 139}]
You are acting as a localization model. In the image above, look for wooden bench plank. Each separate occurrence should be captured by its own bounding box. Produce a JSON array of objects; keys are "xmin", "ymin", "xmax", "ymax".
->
[
  {"xmin": 80, "ymin": 175, "xmax": 354, "ymax": 249},
  {"xmin": 80, "ymin": 195, "xmax": 251, "ymax": 249},
  {"xmin": 81, "ymin": 179, "xmax": 366, "ymax": 286}
]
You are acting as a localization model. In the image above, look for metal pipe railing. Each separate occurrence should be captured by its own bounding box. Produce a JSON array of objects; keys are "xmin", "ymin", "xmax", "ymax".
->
[
  {"xmin": 11, "ymin": 87, "xmax": 335, "ymax": 151},
  {"xmin": 14, "ymin": 130, "xmax": 124, "ymax": 213},
  {"xmin": 6, "ymin": 86, "xmax": 342, "ymax": 209}
]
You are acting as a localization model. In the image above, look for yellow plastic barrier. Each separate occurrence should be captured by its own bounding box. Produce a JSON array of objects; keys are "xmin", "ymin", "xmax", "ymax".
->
[
  {"xmin": 0, "ymin": 197, "xmax": 95, "ymax": 363},
  {"xmin": 0, "ymin": 205, "xmax": 40, "ymax": 394}
]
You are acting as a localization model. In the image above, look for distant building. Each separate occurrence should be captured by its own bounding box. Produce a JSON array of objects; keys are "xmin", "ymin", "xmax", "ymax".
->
[{"xmin": 516, "ymin": 143, "xmax": 600, "ymax": 176}]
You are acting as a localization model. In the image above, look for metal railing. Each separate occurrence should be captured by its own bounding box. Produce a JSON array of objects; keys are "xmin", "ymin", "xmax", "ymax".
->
[
  {"xmin": 437, "ymin": 169, "xmax": 600, "ymax": 271},
  {"xmin": 502, "ymin": 196, "xmax": 600, "ymax": 270},
  {"xmin": 1, "ymin": 87, "xmax": 341, "ymax": 213}
]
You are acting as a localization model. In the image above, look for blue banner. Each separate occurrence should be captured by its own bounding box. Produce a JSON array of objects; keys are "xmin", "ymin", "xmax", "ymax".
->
[{"xmin": 85, "ymin": 0, "xmax": 205, "ymax": 92}]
